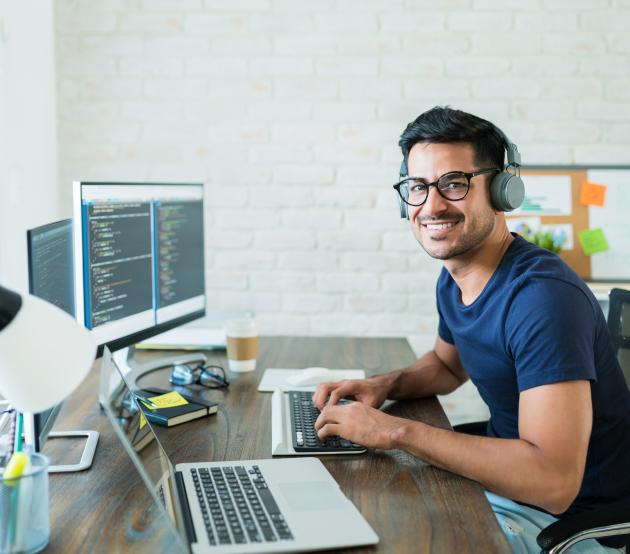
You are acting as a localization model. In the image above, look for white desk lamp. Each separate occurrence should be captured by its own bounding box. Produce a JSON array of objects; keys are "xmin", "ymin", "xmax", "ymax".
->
[
  {"xmin": 0, "ymin": 284, "xmax": 96, "ymax": 432},
  {"xmin": 0, "ymin": 284, "xmax": 96, "ymax": 554}
]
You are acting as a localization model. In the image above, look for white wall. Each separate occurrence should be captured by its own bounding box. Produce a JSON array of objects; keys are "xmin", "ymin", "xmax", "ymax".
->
[
  {"xmin": 54, "ymin": 0, "xmax": 630, "ymax": 346},
  {"xmin": 0, "ymin": 1, "xmax": 59, "ymax": 291}
]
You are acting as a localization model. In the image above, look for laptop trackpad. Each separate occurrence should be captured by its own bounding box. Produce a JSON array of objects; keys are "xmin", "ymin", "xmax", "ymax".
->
[{"xmin": 278, "ymin": 481, "xmax": 344, "ymax": 512}]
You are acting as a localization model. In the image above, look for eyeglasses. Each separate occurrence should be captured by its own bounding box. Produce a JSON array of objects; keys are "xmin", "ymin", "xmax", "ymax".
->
[
  {"xmin": 393, "ymin": 168, "xmax": 500, "ymax": 207},
  {"xmin": 170, "ymin": 364, "xmax": 230, "ymax": 389}
]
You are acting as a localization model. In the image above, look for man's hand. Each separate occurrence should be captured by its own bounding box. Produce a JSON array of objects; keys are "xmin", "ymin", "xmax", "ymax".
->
[
  {"xmin": 314, "ymin": 401, "xmax": 407, "ymax": 450},
  {"xmin": 311, "ymin": 376, "xmax": 391, "ymax": 411}
]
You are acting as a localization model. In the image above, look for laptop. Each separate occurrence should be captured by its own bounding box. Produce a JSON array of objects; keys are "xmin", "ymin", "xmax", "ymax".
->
[{"xmin": 99, "ymin": 346, "xmax": 378, "ymax": 553}]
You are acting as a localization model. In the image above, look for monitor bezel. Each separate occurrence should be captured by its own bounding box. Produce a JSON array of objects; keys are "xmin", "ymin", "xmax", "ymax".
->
[
  {"xmin": 27, "ymin": 218, "xmax": 75, "ymax": 311},
  {"xmin": 26, "ymin": 404, "xmax": 65, "ymax": 452},
  {"xmin": 26, "ymin": 218, "xmax": 75, "ymax": 449},
  {"xmin": 72, "ymin": 181, "xmax": 206, "ymax": 355}
]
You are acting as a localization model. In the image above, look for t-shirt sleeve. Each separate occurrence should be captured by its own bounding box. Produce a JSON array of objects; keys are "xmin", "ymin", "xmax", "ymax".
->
[
  {"xmin": 438, "ymin": 314, "xmax": 454, "ymax": 344},
  {"xmin": 506, "ymin": 278, "xmax": 597, "ymax": 392},
  {"xmin": 436, "ymin": 295, "xmax": 454, "ymax": 345}
]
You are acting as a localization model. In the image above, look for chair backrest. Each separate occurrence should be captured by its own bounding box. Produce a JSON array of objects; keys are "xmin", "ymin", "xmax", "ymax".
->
[{"xmin": 607, "ymin": 288, "xmax": 630, "ymax": 387}]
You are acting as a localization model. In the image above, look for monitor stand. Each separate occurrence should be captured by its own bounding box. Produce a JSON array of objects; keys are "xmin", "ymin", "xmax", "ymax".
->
[
  {"xmin": 22, "ymin": 413, "xmax": 99, "ymax": 473},
  {"xmin": 47, "ymin": 430, "xmax": 99, "ymax": 473},
  {"xmin": 112, "ymin": 346, "xmax": 208, "ymax": 389}
]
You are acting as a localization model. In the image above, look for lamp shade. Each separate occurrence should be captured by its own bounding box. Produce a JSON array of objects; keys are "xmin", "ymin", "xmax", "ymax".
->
[{"xmin": 0, "ymin": 286, "xmax": 96, "ymax": 413}]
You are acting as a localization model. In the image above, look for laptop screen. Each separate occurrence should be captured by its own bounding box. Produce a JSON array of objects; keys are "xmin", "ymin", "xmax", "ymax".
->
[{"xmin": 99, "ymin": 346, "xmax": 188, "ymax": 550}]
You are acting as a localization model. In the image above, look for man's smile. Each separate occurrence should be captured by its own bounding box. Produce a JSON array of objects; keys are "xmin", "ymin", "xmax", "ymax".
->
[
  {"xmin": 419, "ymin": 218, "xmax": 462, "ymax": 238},
  {"xmin": 424, "ymin": 221, "xmax": 457, "ymax": 230}
]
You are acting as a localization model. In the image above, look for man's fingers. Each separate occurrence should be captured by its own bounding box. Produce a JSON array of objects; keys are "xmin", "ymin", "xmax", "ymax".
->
[
  {"xmin": 328, "ymin": 381, "xmax": 357, "ymax": 405},
  {"xmin": 314, "ymin": 404, "xmax": 345, "ymax": 430},
  {"xmin": 313, "ymin": 383, "xmax": 330, "ymax": 409},
  {"xmin": 328, "ymin": 386, "xmax": 345, "ymax": 406},
  {"xmin": 313, "ymin": 380, "xmax": 352, "ymax": 409},
  {"xmin": 311, "ymin": 385, "xmax": 324, "ymax": 408},
  {"xmin": 312, "ymin": 382, "xmax": 336, "ymax": 409},
  {"xmin": 317, "ymin": 423, "xmax": 342, "ymax": 440}
]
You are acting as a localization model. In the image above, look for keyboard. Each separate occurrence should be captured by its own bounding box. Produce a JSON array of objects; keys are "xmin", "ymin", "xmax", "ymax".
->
[
  {"xmin": 190, "ymin": 465, "xmax": 294, "ymax": 546},
  {"xmin": 289, "ymin": 391, "xmax": 366, "ymax": 453}
]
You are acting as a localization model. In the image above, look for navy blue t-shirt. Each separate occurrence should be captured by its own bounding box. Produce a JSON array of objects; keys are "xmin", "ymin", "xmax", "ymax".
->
[{"xmin": 437, "ymin": 235, "xmax": 630, "ymax": 515}]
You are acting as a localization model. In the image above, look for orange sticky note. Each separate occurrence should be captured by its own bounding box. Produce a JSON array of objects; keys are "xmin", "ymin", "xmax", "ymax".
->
[{"xmin": 580, "ymin": 182, "xmax": 607, "ymax": 207}]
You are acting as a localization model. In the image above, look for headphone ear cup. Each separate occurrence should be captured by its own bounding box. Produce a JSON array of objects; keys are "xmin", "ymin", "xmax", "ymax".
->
[
  {"xmin": 399, "ymin": 198, "xmax": 409, "ymax": 219},
  {"xmin": 490, "ymin": 172, "xmax": 525, "ymax": 212},
  {"xmin": 398, "ymin": 159, "xmax": 409, "ymax": 219},
  {"xmin": 397, "ymin": 182, "xmax": 409, "ymax": 219}
]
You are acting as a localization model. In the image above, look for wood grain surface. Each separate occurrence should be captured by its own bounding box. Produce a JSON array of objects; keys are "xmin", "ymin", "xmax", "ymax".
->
[{"xmin": 44, "ymin": 336, "xmax": 508, "ymax": 553}]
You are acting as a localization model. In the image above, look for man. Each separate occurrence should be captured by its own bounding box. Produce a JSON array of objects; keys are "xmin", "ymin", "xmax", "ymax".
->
[{"xmin": 313, "ymin": 107, "xmax": 630, "ymax": 553}]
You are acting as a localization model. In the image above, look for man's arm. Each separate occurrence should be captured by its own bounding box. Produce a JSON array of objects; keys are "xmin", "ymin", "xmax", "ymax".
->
[
  {"xmin": 388, "ymin": 336, "xmax": 469, "ymax": 399},
  {"xmin": 316, "ymin": 379, "xmax": 592, "ymax": 514}
]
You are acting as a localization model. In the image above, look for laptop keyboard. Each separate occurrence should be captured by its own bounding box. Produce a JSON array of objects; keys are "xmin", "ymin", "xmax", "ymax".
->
[
  {"xmin": 190, "ymin": 465, "xmax": 294, "ymax": 546},
  {"xmin": 289, "ymin": 391, "xmax": 366, "ymax": 453}
]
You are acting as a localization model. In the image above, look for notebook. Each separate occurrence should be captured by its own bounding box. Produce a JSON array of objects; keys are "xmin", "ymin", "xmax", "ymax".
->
[
  {"xmin": 135, "ymin": 390, "xmax": 218, "ymax": 427},
  {"xmin": 99, "ymin": 346, "xmax": 378, "ymax": 553}
]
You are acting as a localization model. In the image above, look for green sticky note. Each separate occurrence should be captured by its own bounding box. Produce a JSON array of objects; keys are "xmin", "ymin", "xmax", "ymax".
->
[{"xmin": 578, "ymin": 228, "xmax": 609, "ymax": 256}]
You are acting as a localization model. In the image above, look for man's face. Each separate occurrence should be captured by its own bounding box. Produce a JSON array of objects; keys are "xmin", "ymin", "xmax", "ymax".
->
[{"xmin": 406, "ymin": 142, "xmax": 497, "ymax": 261}]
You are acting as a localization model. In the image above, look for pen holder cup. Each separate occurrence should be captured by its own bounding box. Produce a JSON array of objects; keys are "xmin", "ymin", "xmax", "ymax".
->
[{"xmin": 0, "ymin": 453, "xmax": 50, "ymax": 554}]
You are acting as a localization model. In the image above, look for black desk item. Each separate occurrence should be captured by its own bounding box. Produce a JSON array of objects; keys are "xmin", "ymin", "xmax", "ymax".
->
[
  {"xmin": 135, "ymin": 390, "xmax": 218, "ymax": 427},
  {"xmin": 189, "ymin": 465, "xmax": 294, "ymax": 546},
  {"xmin": 288, "ymin": 391, "xmax": 365, "ymax": 453},
  {"xmin": 140, "ymin": 387, "xmax": 220, "ymax": 409}
]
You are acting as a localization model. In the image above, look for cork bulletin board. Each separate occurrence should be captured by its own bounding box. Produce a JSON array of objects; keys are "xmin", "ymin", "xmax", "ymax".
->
[{"xmin": 505, "ymin": 166, "xmax": 630, "ymax": 282}]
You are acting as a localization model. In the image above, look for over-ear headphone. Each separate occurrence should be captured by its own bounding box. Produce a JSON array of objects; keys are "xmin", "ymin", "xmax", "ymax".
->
[{"xmin": 397, "ymin": 128, "xmax": 525, "ymax": 219}]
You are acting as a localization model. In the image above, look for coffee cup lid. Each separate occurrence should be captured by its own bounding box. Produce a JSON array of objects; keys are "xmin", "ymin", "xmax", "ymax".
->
[{"xmin": 226, "ymin": 318, "xmax": 257, "ymax": 337}]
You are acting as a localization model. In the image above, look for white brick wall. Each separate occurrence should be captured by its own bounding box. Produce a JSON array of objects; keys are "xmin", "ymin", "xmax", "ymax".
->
[
  {"xmin": 0, "ymin": 2, "xmax": 59, "ymax": 290},
  {"xmin": 54, "ymin": 0, "xmax": 630, "ymax": 344}
]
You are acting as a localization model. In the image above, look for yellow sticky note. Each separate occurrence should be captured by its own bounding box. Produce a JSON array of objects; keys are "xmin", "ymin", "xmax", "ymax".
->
[
  {"xmin": 578, "ymin": 228, "xmax": 609, "ymax": 255},
  {"xmin": 147, "ymin": 391, "xmax": 189, "ymax": 410},
  {"xmin": 140, "ymin": 412, "xmax": 147, "ymax": 429},
  {"xmin": 580, "ymin": 182, "xmax": 607, "ymax": 207}
]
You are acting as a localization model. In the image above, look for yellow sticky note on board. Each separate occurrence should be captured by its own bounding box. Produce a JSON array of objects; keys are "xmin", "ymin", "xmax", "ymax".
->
[
  {"xmin": 578, "ymin": 228, "xmax": 609, "ymax": 256},
  {"xmin": 580, "ymin": 182, "xmax": 607, "ymax": 207},
  {"xmin": 140, "ymin": 412, "xmax": 147, "ymax": 429},
  {"xmin": 147, "ymin": 391, "xmax": 189, "ymax": 410}
]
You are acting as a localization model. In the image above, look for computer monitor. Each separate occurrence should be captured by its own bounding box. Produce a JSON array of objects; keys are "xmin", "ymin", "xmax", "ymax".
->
[
  {"xmin": 25, "ymin": 219, "xmax": 98, "ymax": 472},
  {"xmin": 72, "ymin": 182, "xmax": 207, "ymax": 371},
  {"xmin": 27, "ymin": 219, "xmax": 75, "ymax": 318}
]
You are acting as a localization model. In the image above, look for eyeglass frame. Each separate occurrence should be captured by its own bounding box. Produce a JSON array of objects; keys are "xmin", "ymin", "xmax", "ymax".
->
[
  {"xmin": 169, "ymin": 363, "xmax": 230, "ymax": 389},
  {"xmin": 393, "ymin": 167, "xmax": 500, "ymax": 207}
]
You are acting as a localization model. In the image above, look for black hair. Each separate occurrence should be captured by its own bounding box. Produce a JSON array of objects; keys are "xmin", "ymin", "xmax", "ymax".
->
[{"xmin": 398, "ymin": 106, "xmax": 506, "ymax": 171}]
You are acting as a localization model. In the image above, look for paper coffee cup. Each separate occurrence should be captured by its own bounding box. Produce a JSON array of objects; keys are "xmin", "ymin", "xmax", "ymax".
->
[{"xmin": 225, "ymin": 318, "xmax": 259, "ymax": 372}]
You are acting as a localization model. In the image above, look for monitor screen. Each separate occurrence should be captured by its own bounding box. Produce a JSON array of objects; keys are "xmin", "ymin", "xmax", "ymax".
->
[
  {"xmin": 26, "ymin": 219, "xmax": 75, "ymax": 450},
  {"xmin": 73, "ymin": 182, "xmax": 206, "ymax": 352},
  {"xmin": 27, "ymin": 219, "xmax": 75, "ymax": 317}
]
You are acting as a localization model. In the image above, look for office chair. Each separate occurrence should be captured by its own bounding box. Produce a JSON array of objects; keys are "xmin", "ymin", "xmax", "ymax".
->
[
  {"xmin": 607, "ymin": 288, "xmax": 630, "ymax": 385},
  {"xmin": 455, "ymin": 288, "xmax": 630, "ymax": 553}
]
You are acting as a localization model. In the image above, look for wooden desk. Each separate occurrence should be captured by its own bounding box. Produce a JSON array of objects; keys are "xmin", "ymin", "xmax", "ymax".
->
[{"xmin": 44, "ymin": 336, "xmax": 508, "ymax": 553}]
